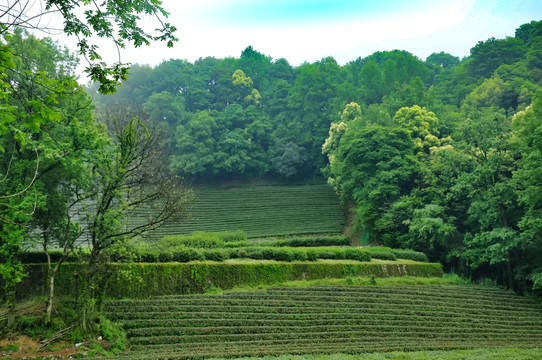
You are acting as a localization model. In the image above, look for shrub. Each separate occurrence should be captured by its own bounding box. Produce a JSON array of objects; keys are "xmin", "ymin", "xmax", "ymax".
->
[
  {"xmin": 392, "ymin": 249, "xmax": 428, "ymax": 262},
  {"xmin": 171, "ymin": 248, "xmax": 205, "ymax": 262},
  {"xmin": 314, "ymin": 248, "xmax": 346, "ymax": 260},
  {"xmin": 306, "ymin": 250, "xmax": 318, "ymax": 261},
  {"xmin": 344, "ymin": 248, "xmax": 371, "ymax": 261},
  {"xmin": 161, "ymin": 231, "xmax": 248, "ymax": 249},
  {"xmin": 203, "ymin": 249, "xmax": 229, "ymax": 261},
  {"xmin": 263, "ymin": 236, "xmax": 351, "ymax": 247},
  {"xmin": 158, "ymin": 251, "xmax": 173, "ymax": 262},
  {"xmin": 274, "ymin": 249, "xmax": 295, "ymax": 262},
  {"xmin": 140, "ymin": 251, "xmax": 160, "ymax": 263},
  {"xmin": 291, "ymin": 249, "xmax": 308, "ymax": 261},
  {"xmin": 19, "ymin": 250, "xmax": 86, "ymax": 263},
  {"xmin": 161, "ymin": 233, "xmax": 225, "ymax": 249},
  {"xmin": 369, "ymin": 251, "xmax": 397, "ymax": 261},
  {"xmin": 244, "ymin": 248, "xmax": 264, "ymax": 260},
  {"xmin": 216, "ymin": 230, "xmax": 248, "ymax": 242}
]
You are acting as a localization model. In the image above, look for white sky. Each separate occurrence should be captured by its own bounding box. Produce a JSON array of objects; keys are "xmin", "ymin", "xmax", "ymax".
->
[{"xmin": 46, "ymin": 0, "xmax": 542, "ymax": 78}]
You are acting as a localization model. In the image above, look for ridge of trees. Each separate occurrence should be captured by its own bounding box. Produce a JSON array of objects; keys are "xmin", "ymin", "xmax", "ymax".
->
[{"xmin": 90, "ymin": 21, "xmax": 542, "ymax": 294}]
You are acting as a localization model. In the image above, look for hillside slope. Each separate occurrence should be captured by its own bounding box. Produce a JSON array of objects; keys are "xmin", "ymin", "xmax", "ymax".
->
[
  {"xmin": 103, "ymin": 285, "xmax": 542, "ymax": 359},
  {"xmin": 133, "ymin": 184, "xmax": 346, "ymax": 239}
]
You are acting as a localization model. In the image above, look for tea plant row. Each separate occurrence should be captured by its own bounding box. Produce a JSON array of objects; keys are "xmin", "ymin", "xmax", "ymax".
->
[
  {"xmin": 102, "ymin": 286, "xmax": 542, "ymax": 358},
  {"xmin": 130, "ymin": 184, "xmax": 346, "ymax": 238}
]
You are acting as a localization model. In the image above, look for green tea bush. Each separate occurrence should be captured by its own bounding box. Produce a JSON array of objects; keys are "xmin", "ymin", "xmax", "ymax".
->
[
  {"xmin": 314, "ymin": 248, "xmax": 346, "ymax": 260},
  {"xmin": 368, "ymin": 251, "xmax": 397, "ymax": 261},
  {"xmin": 171, "ymin": 248, "xmax": 205, "ymax": 262},
  {"xmin": 161, "ymin": 231, "xmax": 248, "ymax": 249},
  {"xmin": 216, "ymin": 230, "xmax": 248, "ymax": 242},
  {"xmin": 158, "ymin": 251, "xmax": 173, "ymax": 262},
  {"xmin": 291, "ymin": 249, "xmax": 308, "ymax": 261},
  {"xmin": 262, "ymin": 236, "xmax": 351, "ymax": 247},
  {"xmin": 97, "ymin": 317, "xmax": 127, "ymax": 354},
  {"xmin": 307, "ymin": 250, "xmax": 318, "ymax": 261},
  {"xmin": 392, "ymin": 249, "xmax": 429, "ymax": 262},
  {"xmin": 344, "ymin": 248, "xmax": 371, "ymax": 261},
  {"xmin": 203, "ymin": 249, "xmax": 229, "ymax": 261}
]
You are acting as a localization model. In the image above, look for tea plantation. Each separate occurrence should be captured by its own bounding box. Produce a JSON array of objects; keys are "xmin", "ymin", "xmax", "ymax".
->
[
  {"xmin": 131, "ymin": 184, "xmax": 346, "ymax": 239},
  {"xmin": 101, "ymin": 285, "xmax": 542, "ymax": 359}
]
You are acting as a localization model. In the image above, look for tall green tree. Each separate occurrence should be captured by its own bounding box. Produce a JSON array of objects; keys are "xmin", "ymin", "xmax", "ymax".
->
[
  {"xmin": 327, "ymin": 114, "xmax": 419, "ymax": 241},
  {"xmin": 0, "ymin": 29, "xmax": 80, "ymax": 325},
  {"xmin": 1, "ymin": 0, "xmax": 178, "ymax": 93},
  {"xmin": 512, "ymin": 92, "xmax": 542, "ymax": 290}
]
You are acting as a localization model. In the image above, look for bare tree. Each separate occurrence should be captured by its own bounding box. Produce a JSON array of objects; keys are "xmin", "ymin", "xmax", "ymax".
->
[{"xmin": 78, "ymin": 115, "xmax": 193, "ymax": 330}]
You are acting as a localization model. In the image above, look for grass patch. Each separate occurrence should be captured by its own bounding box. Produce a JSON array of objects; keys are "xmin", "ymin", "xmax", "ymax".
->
[
  {"xmin": 207, "ymin": 347, "xmax": 542, "ymax": 360},
  {"xmin": 214, "ymin": 274, "xmax": 470, "ymax": 294}
]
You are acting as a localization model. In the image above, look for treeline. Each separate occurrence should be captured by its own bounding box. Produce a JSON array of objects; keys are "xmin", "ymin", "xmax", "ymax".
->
[
  {"xmin": 322, "ymin": 21, "xmax": 542, "ymax": 293},
  {"xmin": 90, "ymin": 20, "xmax": 542, "ymax": 292},
  {"xmin": 90, "ymin": 20, "xmax": 541, "ymax": 183}
]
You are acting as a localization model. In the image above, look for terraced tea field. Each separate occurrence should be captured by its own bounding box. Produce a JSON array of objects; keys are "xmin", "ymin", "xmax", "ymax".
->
[
  {"xmin": 133, "ymin": 184, "xmax": 346, "ymax": 239},
  {"xmin": 103, "ymin": 286, "xmax": 542, "ymax": 359}
]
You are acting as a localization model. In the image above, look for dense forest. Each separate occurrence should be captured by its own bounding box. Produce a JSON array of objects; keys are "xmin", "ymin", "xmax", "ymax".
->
[
  {"xmin": 88, "ymin": 20, "xmax": 542, "ymax": 293},
  {"xmin": 2, "ymin": 3, "xmax": 542, "ymax": 336}
]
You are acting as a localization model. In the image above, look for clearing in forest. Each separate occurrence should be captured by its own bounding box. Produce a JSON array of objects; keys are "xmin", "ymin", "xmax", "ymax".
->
[{"xmin": 133, "ymin": 184, "xmax": 346, "ymax": 239}]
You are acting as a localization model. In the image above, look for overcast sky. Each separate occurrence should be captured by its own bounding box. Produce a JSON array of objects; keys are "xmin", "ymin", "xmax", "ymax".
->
[{"xmin": 53, "ymin": 0, "xmax": 542, "ymax": 76}]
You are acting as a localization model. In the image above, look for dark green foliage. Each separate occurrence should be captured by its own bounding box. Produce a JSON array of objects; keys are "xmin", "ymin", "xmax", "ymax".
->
[
  {"xmin": 426, "ymin": 52, "xmax": 460, "ymax": 69},
  {"xmin": 330, "ymin": 124, "xmax": 419, "ymax": 241},
  {"xmin": 106, "ymin": 245, "xmax": 377, "ymax": 263},
  {"xmin": 261, "ymin": 236, "xmax": 351, "ymax": 247},
  {"xmin": 392, "ymin": 249, "xmax": 429, "ymax": 262},
  {"xmin": 320, "ymin": 21, "xmax": 542, "ymax": 294},
  {"xmin": 17, "ymin": 262, "xmax": 443, "ymax": 298},
  {"xmin": 467, "ymin": 37, "xmax": 528, "ymax": 79}
]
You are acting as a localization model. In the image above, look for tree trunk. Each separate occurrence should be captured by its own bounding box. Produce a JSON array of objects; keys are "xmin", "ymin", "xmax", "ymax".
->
[
  {"xmin": 7, "ymin": 300, "xmax": 15, "ymax": 328},
  {"xmin": 46, "ymin": 274, "xmax": 54, "ymax": 323},
  {"xmin": 44, "ymin": 239, "xmax": 54, "ymax": 324},
  {"xmin": 5, "ymin": 285, "xmax": 17, "ymax": 328},
  {"xmin": 506, "ymin": 254, "xmax": 514, "ymax": 290}
]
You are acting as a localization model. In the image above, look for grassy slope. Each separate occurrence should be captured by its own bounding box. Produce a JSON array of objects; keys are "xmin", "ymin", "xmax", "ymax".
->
[
  {"xmin": 103, "ymin": 284, "xmax": 542, "ymax": 359},
  {"xmin": 133, "ymin": 184, "xmax": 346, "ymax": 239}
]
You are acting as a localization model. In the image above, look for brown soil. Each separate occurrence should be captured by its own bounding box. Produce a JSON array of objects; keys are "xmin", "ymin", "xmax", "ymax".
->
[{"xmin": 0, "ymin": 336, "xmax": 78, "ymax": 359}]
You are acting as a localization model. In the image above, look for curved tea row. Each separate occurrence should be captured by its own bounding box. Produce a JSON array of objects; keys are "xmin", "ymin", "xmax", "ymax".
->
[{"xmin": 102, "ymin": 286, "xmax": 542, "ymax": 359}]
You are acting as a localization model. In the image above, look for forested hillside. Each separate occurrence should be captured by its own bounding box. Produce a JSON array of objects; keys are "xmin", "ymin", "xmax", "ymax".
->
[
  {"xmin": 2, "ymin": 1, "xmax": 542, "ymax": 356},
  {"xmin": 89, "ymin": 20, "xmax": 542, "ymax": 293}
]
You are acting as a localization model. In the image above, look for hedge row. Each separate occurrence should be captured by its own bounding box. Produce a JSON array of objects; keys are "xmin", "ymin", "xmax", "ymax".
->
[
  {"xmin": 161, "ymin": 231, "xmax": 248, "ymax": 247},
  {"xmin": 160, "ymin": 234, "xmax": 351, "ymax": 249},
  {"xmin": 19, "ymin": 262, "xmax": 443, "ymax": 299},
  {"xmin": 111, "ymin": 246, "xmax": 371, "ymax": 263},
  {"xmin": 19, "ymin": 245, "xmax": 427, "ymax": 264}
]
